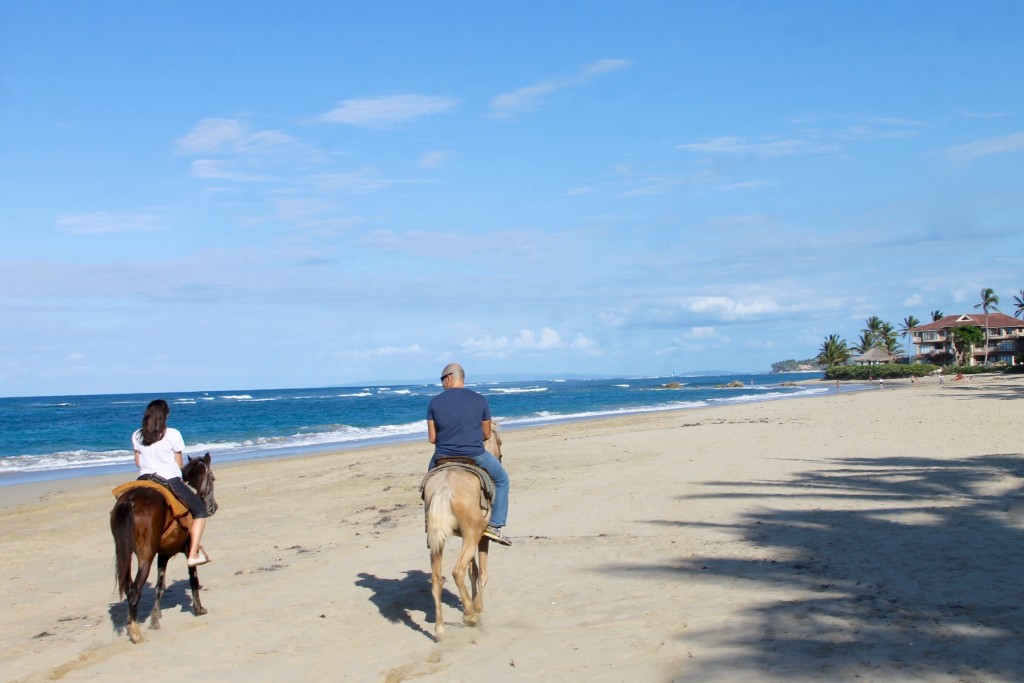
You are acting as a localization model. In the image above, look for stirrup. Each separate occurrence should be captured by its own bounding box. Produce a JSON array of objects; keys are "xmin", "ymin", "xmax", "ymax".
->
[{"xmin": 483, "ymin": 526, "xmax": 512, "ymax": 546}]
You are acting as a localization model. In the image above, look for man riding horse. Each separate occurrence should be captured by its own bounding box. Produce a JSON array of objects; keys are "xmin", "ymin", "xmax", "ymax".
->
[{"xmin": 427, "ymin": 363, "xmax": 512, "ymax": 546}]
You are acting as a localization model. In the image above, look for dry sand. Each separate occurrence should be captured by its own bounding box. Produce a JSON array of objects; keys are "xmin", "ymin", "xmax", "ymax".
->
[{"xmin": 2, "ymin": 375, "xmax": 1023, "ymax": 682}]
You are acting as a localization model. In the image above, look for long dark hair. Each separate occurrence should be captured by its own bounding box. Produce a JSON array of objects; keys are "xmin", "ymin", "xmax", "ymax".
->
[{"xmin": 139, "ymin": 399, "xmax": 170, "ymax": 446}]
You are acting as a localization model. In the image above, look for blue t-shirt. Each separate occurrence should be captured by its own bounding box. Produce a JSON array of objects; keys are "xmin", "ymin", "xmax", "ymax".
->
[{"xmin": 427, "ymin": 388, "xmax": 492, "ymax": 456}]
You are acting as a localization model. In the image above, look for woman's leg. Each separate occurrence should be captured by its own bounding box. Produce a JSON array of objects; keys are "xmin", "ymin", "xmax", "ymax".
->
[
  {"xmin": 167, "ymin": 477, "xmax": 209, "ymax": 562},
  {"xmin": 189, "ymin": 517, "xmax": 207, "ymax": 559}
]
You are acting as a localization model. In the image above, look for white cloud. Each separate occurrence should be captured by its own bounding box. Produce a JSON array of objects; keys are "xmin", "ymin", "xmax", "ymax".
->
[
  {"xmin": 668, "ymin": 326, "xmax": 731, "ymax": 352},
  {"xmin": 714, "ymin": 179, "xmax": 781, "ymax": 191},
  {"xmin": 948, "ymin": 131, "xmax": 1024, "ymax": 159},
  {"xmin": 175, "ymin": 119, "xmax": 303, "ymax": 156},
  {"xmin": 318, "ymin": 95, "xmax": 459, "ymax": 127},
  {"xmin": 419, "ymin": 151, "xmax": 453, "ymax": 169},
  {"xmin": 565, "ymin": 186, "xmax": 593, "ymax": 196},
  {"xmin": 678, "ymin": 136, "xmax": 839, "ymax": 158},
  {"xmin": 189, "ymin": 159, "xmax": 268, "ymax": 182},
  {"xmin": 174, "ymin": 118, "xmax": 246, "ymax": 155},
  {"xmin": 352, "ymin": 344, "xmax": 424, "ymax": 358},
  {"xmin": 683, "ymin": 296, "xmax": 785, "ymax": 320},
  {"xmin": 682, "ymin": 326, "xmax": 720, "ymax": 340},
  {"xmin": 311, "ymin": 168, "xmax": 399, "ymax": 193},
  {"xmin": 462, "ymin": 327, "xmax": 576, "ymax": 357},
  {"xmin": 55, "ymin": 210, "xmax": 166, "ymax": 235},
  {"xmin": 903, "ymin": 293, "xmax": 924, "ymax": 307},
  {"xmin": 490, "ymin": 58, "xmax": 632, "ymax": 117}
]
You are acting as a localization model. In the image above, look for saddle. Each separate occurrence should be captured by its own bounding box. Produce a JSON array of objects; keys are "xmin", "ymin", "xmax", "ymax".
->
[
  {"xmin": 112, "ymin": 479, "xmax": 192, "ymax": 543},
  {"xmin": 419, "ymin": 458, "xmax": 496, "ymax": 511}
]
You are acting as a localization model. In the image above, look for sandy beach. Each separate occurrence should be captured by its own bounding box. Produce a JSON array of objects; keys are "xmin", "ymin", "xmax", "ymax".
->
[{"xmin": 2, "ymin": 375, "xmax": 1023, "ymax": 682}]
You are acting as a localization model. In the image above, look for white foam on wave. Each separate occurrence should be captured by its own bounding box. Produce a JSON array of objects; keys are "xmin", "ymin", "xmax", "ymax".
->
[
  {"xmin": 0, "ymin": 449, "xmax": 133, "ymax": 474},
  {"xmin": 487, "ymin": 387, "xmax": 548, "ymax": 394}
]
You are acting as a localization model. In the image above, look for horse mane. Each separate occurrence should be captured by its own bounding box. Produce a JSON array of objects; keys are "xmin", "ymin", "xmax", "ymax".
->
[{"xmin": 486, "ymin": 421, "xmax": 502, "ymax": 460}]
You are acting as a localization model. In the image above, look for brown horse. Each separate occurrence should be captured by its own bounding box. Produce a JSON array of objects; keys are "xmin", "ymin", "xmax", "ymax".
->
[
  {"xmin": 422, "ymin": 427, "xmax": 502, "ymax": 640},
  {"xmin": 110, "ymin": 453, "xmax": 218, "ymax": 643}
]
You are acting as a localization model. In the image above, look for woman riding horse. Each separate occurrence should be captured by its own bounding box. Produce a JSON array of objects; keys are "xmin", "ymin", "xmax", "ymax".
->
[{"xmin": 132, "ymin": 399, "xmax": 212, "ymax": 566}]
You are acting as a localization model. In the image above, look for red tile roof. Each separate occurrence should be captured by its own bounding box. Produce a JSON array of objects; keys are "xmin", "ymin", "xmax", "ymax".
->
[{"xmin": 912, "ymin": 312, "xmax": 1024, "ymax": 332}]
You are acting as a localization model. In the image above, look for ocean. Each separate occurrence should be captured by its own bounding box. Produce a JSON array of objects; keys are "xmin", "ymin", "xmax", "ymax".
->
[{"xmin": 0, "ymin": 372, "xmax": 835, "ymax": 485}]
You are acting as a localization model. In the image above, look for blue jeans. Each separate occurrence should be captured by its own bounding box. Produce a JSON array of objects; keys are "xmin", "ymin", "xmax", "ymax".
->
[{"xmin": 429, "ymin": 450, "xmax": 509, "ymax": 528}]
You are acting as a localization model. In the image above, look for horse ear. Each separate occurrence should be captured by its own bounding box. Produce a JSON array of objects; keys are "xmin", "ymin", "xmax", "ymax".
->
[{"xmin": 202, "ymin": 452, "xmax": 211, "ymax": 464}]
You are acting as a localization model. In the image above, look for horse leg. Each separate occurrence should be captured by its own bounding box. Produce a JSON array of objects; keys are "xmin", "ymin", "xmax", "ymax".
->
[
  {"xmin": 452, "ymin": 537, "xmax": 480, "ymax": 627},
  {"xmin": 430, "ymin": 544, "xmax": 446, "ymax": 640},
  {"xmin": 150, "ymin": 554, "xmax": 169, "ymax": 630},
  {"xmin": 127, "ymin": 552, "xmax": 154, "ymax": 644},
  {"xmin": 474, "ymin": 537, "xmax": 489, "ymax": 615},
  {"xmin": 189, "ymin": 563, "xmax": 207, "ymax": 616}
]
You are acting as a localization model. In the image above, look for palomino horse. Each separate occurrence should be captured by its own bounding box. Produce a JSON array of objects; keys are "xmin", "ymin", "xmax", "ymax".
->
[
  {"xmin": 110, "ymin": 453, "xmax": 218, "ymax": 643},
  {"xmin": 422, "ymin": 426, "xmax": 502, "ymax": 640}
]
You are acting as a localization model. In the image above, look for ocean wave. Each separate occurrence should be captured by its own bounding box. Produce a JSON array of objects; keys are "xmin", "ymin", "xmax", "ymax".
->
[
  {"xmin": 0, "ymin": 449, "xmax": 133, "ymax": 474},
  {"xmin": 487, "ymin": 387, "xmax": 548, "ymax": 394},
  {"xmin": 496, "ymin": 400, "xmax": 710, "ymax": 427}
]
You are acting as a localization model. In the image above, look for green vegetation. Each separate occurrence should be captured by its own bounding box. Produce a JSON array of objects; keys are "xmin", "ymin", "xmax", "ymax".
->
[
  {"xmin": 770, "ymin": 358, "xmax": 821, "ymax": 372},
  {"xmin": 816, "ymin": 334, "xmax": 850, "ymax": 369},
  {"xmin": 973, "ymin": 287, "xmax": 1000, "ymax": 366},
  {"xmin": 824, "ymin": 364, "xmax": 936, "ymax": 380},
  {"xmin": 949, "ymin": 325, "xmax": 985, "ymax": 366}
]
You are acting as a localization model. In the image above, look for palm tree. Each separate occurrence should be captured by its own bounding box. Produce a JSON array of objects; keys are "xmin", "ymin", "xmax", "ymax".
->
[
  {"xmin": 973, "ymin": 287, "xmax": 1000, "ymax": 365},
  {"xmin": 859, "ymin": 316, "xmax": 884, "ymax": 351},
  {"xmin": 930, "ymin": 310, "xmax": 944, "ymax": 321},
  {"xmin": 880, "ymin": 321, "xmax": 902, "ymax": 355},
  {"xmin": 1014, "ymin": 290, "xmax": 1024, "ymax": 319},
  {"xmin": 855, "ymin": 332, "xmax": 875, "ymax": 354},
  {"xmin": 817, "ymin": 334, "xmax": 850, "ymax": 368},
  {"xmin": 899, "ymin": 315, "xmax": 921, "ymax": 363}
]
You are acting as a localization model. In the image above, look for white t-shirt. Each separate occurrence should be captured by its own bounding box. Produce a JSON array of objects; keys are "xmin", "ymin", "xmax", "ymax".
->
[{"xmin": 132, "ymin": 427, "xmax": 186, "ymax": 480}]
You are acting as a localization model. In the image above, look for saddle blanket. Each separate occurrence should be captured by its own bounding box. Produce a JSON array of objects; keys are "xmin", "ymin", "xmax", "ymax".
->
[
  {"xmin": 419, "ymin": 461, "xmax": 495, "ymax": 510},
  {"xmin": 112, "ymin": 480, "xmax": 192, "ymax": 540}
]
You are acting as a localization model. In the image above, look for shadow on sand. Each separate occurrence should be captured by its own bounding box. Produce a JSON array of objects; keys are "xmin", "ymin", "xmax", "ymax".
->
[
  {"xmin": 605, "ymin": 452, "xmax": 1024, "ymax": 680},
  {"xmin": 107, "ymin": 578, "xmax": 196, "ymax": 636},
  {"xmin": 356, "ymin": 569, "xmax": 461, "ymax": 640}
]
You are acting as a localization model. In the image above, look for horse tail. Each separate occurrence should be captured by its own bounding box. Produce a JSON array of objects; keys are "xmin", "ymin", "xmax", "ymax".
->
[
  {"xmin": 426, "ymin": 479, "xmax": 457, "ymax": 556},
  {"xmin": 111, "ymin": 496, "xmax": 135, "ymax": 599}
]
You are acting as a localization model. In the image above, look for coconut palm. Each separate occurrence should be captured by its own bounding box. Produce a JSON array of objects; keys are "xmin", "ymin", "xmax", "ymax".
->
[
  {"xmin": 973, "ymin": 287, "xmax": 1000, "ymax": 365},
  {"xmin": 854, "ymin": 332, "xmax": 876, "ymax": 354},
  {"xmin": 858, "ymin": 316, "xmax": 884, "ymax": 352},
  {"xmin": 877, "ymin": 321, "xmax": 901, "ymax": 355},
  {"xmin": 817, "ymin": 334, "xmax": 850, "ymax": 368},
  {"xmin": 1014, "ymin": 290, "xmax": 1024, "ymax": 319},
  {"xmin": 930, "ymin": 310, "xmax": 944, "ymax": 321},
  {"xmin": 899, "ymin": 315, "xmax": 921, "ymax": 363}
]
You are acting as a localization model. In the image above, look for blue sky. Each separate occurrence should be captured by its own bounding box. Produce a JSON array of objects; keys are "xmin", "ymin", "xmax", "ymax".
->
[{"xmin": 2, "ymin": 2, "xmax": 1023, "ymax": 396}]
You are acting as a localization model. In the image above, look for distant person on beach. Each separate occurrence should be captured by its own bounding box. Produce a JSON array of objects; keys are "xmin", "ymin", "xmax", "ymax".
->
[
  {"xmin": 427, "ymin": 363, "xmax": 512, "ymax": 547},
  {"xmin": 132, "ymin": 399, "xmax": 211, "ymax": 567}
]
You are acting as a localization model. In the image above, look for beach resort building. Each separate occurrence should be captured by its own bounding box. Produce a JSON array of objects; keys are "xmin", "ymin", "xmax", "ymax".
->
[{"xmin": 910, "ymin": 313, "xmax": 1024, "ymax": 365}]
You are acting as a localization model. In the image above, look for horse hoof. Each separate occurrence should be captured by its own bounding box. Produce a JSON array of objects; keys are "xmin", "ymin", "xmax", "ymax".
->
[
  {"xmin": 194, "ymin": 606, "xmax": 208, "ymax": 617},
  {"xmin": 128, "ymin": 625, "xmax": 143, "ymax": 644},
  {"xmin": 463, "ymin": 614, "xmax": 478, "ymax": 627},
  {"xmin": 435, "ymin": 625, "xmax": 446, "ymax": 641},
  {"xmin": 149, "ymin": 620, "xmax": 161, "ymax": 630}
]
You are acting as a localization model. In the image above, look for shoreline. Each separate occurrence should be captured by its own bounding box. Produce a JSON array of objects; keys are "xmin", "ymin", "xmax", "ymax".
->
[
  {"xmin": 3, "ymin": 374, "xmax": 1022, "ymax": 681},
  {"xmin": 0, "ymin": 374, "xmax": 877, "ymax": 490}
]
